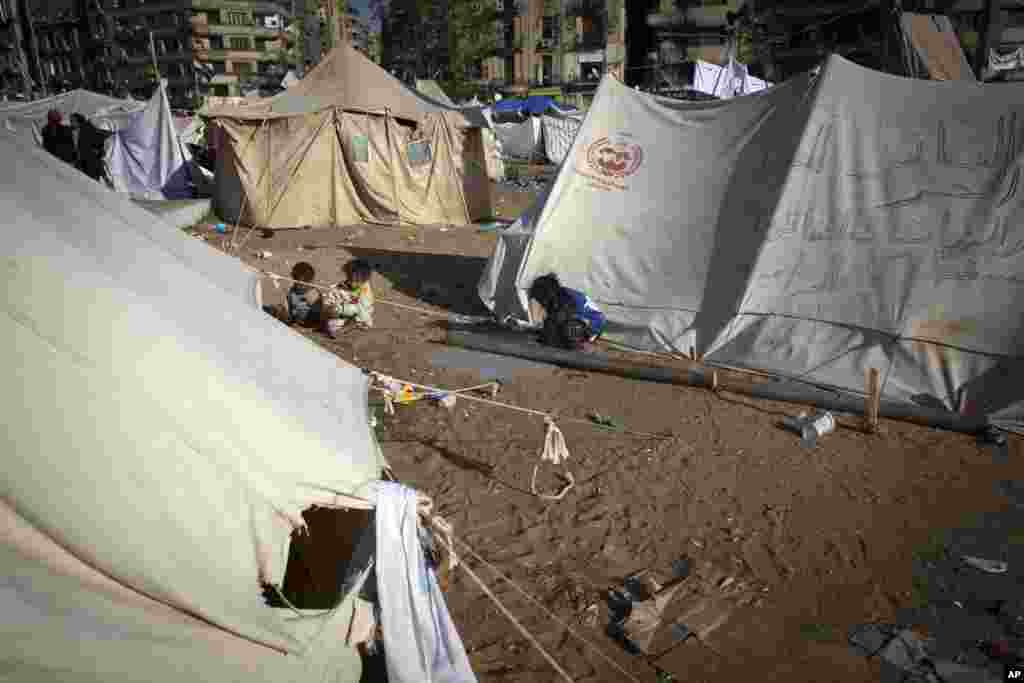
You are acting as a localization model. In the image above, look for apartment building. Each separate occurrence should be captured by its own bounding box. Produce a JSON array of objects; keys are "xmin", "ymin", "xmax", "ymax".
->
[
  {"xmin": 0, "ymin": 0, "xmax": 115, "ymax": 97},
  {"xmin": 480, "ymin": 0, "xmax": 624, "ymax": 106},
  {"xmin": 103, "ymin": 0, "xmax": 292, "ymax": 105}
]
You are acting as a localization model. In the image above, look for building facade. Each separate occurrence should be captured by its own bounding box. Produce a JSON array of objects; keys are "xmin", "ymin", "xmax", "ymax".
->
[
  {"xmin": 100, "ymin": 0, "xmax": 294, "ymax": 106},
  {"xmin": 479, "ymin": 0, "xmax": 624, "ymax": 106}
]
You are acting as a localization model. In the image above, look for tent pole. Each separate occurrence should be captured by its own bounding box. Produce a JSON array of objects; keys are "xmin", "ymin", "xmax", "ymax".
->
[
  {"xmin": 386, "ymin": 108, "xmax": 401, "ymax": 225},
  {"xmin": 974, "ymin": 0, "xmax": 1001, "ymax": 79},
  {"xmin": 444, "ymin": 328, "xmax": 991, "ymax": 435}
]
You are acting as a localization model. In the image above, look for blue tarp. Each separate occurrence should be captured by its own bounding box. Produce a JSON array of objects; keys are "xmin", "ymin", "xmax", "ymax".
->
[{"xmin": 493, "ymin": 96, "xmax": 575, "ymax": 116}]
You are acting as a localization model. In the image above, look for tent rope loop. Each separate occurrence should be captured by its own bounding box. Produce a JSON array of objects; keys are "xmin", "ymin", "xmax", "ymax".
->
[
  {"xmin": 416, "ymin": 493, "xmax": 459, "ymax": 571},
  {"xmin": 531, "ymin": 416, "xmax": 574, "ymax": 501}
]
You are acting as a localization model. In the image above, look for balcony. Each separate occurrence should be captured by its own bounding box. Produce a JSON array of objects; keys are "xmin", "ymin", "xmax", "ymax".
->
[
  {"xmin": 191, "ymin": 0, "xmax": 291, "ymax": 16},
  {"xmin": 570, "ymin": 32, "xmax": 605, "ymax": 51},
  {"xmin": 193, "ymin": 22, "xmax": 285, "ymax": 37},
  {"xmin": 563, "ymin": 0, "xmax": 605, "ymax": 18},
  {"xmin": 536, "ymin": 36, "xmax": 559, "ymax": 51}
]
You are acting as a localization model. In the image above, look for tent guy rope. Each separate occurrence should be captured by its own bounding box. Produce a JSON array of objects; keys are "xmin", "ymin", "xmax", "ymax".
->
[{"xmin": 368, "ymin": 371, "xmax": 575, "ymax": 500}]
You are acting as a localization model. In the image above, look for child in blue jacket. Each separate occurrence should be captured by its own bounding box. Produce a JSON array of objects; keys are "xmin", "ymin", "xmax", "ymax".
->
[{"xmin": 528, "ymin": 273, "xmax": 607, "ymax": 351}]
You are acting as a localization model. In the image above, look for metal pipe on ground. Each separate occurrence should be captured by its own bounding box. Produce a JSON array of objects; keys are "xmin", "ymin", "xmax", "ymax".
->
[{"xmin": 444, "ymin": 328, "xmax": 990, "ymax": 435}]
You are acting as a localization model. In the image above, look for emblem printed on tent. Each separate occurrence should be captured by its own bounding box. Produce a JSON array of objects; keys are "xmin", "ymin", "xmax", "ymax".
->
[
  {"xmin": 587, "ymin": 136, "xmax": 643, "ymax": 178},
  {"xmin": 574, "ymin": 134, "xmax": 644, "ymax": 191}
]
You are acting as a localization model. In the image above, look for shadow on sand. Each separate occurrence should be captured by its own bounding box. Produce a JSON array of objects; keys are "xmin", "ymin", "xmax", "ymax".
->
[{"xmin": 344, "ymin": 247, "xmax": 492, "ymax": 318}]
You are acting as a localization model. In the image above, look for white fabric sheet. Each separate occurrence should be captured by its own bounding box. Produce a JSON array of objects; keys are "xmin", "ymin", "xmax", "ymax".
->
[
  {"xmin": 374, "ymin": 483, "xmax": 476, "ymax": 683},
  {"xmin": 108, "ymin": 83, "xmax": 192, "ymax": 199},
  {"xmin": 693, "ymin": 59, "xmax": 771, "ymax": 98}
]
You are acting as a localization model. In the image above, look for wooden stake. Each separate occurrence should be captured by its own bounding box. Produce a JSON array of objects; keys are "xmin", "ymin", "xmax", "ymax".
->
[
  {"xmin": 865, "ymin": 368, "xmax": 880, "ymax": 434},
  {"xmin": 689, "ymin": 346, "xmax": 696, "ymax": 361}
]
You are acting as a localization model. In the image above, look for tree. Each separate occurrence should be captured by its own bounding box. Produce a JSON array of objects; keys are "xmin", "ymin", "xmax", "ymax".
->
[
  {"xmin": 446, "ymin": 0, "xmax": 498, "ymax": 85},
  {"xmin": 372, "ymin": 0, "xmax": 495, "ymax": 90}
]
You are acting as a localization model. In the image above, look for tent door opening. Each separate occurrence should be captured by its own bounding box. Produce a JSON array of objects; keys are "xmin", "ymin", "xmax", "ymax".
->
[{"xmin": 276, "ymin": 506, "xmax": 373, "ymax": 609}]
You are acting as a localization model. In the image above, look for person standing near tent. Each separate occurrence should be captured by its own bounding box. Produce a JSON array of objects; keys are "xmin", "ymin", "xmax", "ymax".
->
[
  {"xmin": 528, "ymin": 273, "xmax": 606, "ymax": 351},
  {"xmin": 320, "ymin": 259, "xmax": 374, "ymax": 338},
  {"xmin": 41, "ymin": 110, "xmax": 77, "ymax": 167},
  {"xmin": 70, "ymin": 113, "xmax": 111, "ymax": 184}
]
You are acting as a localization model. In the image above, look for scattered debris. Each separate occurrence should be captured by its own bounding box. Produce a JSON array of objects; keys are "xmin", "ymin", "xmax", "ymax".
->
[
  {"xmin": 780, "ymin": 410, "xmax": 836, "ymax": 447},
  {"xmin": 587, "ymin": 412, "xmax": 622, "ymax": 430},
  {"xmin": 962, "ymin": 555, "xmax": 1009, "ymax": 574}
]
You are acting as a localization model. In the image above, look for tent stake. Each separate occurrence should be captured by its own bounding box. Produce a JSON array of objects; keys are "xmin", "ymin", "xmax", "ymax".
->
[{"xmin": 864, "ymin": 367, "xmax": 880, "ymax": 434}]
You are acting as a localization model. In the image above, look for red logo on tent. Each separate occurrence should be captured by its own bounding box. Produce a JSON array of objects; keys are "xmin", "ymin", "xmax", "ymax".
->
[{"xmin": 586, "ymin": 137, "xmax": 643, "ymax": 178}]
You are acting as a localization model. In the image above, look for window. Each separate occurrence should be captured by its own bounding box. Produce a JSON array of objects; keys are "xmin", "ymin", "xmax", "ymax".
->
[
  {"xmin": 542, "ymin": 15, "xmax": 557, "ymax": 41},
  {"xmin": 407, "ymin": 140, "xmax": 431, "ymax": 166},
  {"xmin": 229, "ymin": 36, "xmax": 249, "ymax": 50},
  {"xmin": 350, "ymin": 134, "xmax": 369, "ymax": 163},
  {"xmin": 224, "ymin": 11, "xmax": 248, "ymax": 26},
  {"xmin": 209, "ymin": 35, "xmax": 223, "ymax": 49},
  {"xmin": 233, "ymin": 61, "xmax": 253, "ymax": 75}
]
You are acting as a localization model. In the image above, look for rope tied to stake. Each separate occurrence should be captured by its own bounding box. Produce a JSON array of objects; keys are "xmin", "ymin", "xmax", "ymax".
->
[
  {"xmin": 532, "ymin": 416, "xmax": 574, "ymax": 501},
  {"xmin": 368, "ymin": 372, "xmax": 575, "ymax": 501}
]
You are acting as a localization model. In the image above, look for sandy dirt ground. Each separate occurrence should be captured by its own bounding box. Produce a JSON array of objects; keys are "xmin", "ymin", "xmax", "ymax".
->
[{"xmin": 195, "ymin": 186, "xmax": 1023, "ymax": 683}]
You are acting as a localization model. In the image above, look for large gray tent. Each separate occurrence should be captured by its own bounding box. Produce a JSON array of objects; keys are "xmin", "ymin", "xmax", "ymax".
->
[{"xmin": 480, "ymin": 55, "xmax": 1024, "ymax": 431}]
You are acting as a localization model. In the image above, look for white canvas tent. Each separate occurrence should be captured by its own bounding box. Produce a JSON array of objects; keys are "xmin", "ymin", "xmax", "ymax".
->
[
  {"xmin": 479, "ymin": 56, "xmax": 1024, "ymax": 431},
  {"xmin": 0, "ymin": 84, "xmax": 192, "ymax": 198},
  {"xmin": 494, "ymin": 116, "xmax": 543, "ymax": 160},
  {"xmin": 0, "ymin": 127, "xmax": 390, "ymax": 681}
]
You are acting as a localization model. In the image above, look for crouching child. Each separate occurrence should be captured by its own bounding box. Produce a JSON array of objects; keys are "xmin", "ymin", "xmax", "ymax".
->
[
  {"xmin": 286, "ymin": 262, "xmax": 321, "ymax": 326},
  {"xmin": 528, "ymin": 273, "xmax": 606, "ymax": 351},
  {"xmin": 322, "ymin": 259, "xmax": 374, "ymax": 339}
]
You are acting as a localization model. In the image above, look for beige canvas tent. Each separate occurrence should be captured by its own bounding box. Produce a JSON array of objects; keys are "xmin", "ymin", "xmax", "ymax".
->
[
  {"xmin": 480, "ymin": 55, "xmax": 1024, "ymax": 432},
  {"xmin": 0, "ymin": 125, "xmax": 388, "ymax": 681},
  {"xmin": 203, "ymin": 45, "xmax": 493, "ymax": 228}
]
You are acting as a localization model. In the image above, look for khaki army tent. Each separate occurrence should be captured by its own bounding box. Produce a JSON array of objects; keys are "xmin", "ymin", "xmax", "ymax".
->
[
  {"xmin": 480, "ymin": 55, "xmax": 1024, "ymax": 431},
  {"xmin": 204, "ymin": 45, "xmax": 492, "ymax": 228},
  {"xmin": 0, "ymin": 127, "xmax": 390, "ymax": 681}
]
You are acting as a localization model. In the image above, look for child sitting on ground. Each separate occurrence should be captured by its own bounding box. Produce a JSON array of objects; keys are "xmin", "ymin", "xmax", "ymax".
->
[
  {"xmin": 528, "ymin": 273, "xmax": 607, "ymax": 351},
  {"xmin": 286, "ymin": 262, "xmax": 321, "ymax": 326},
  {"xmin": 321, "ymin": 259, "xmax": 375, "ymax": 338}
]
